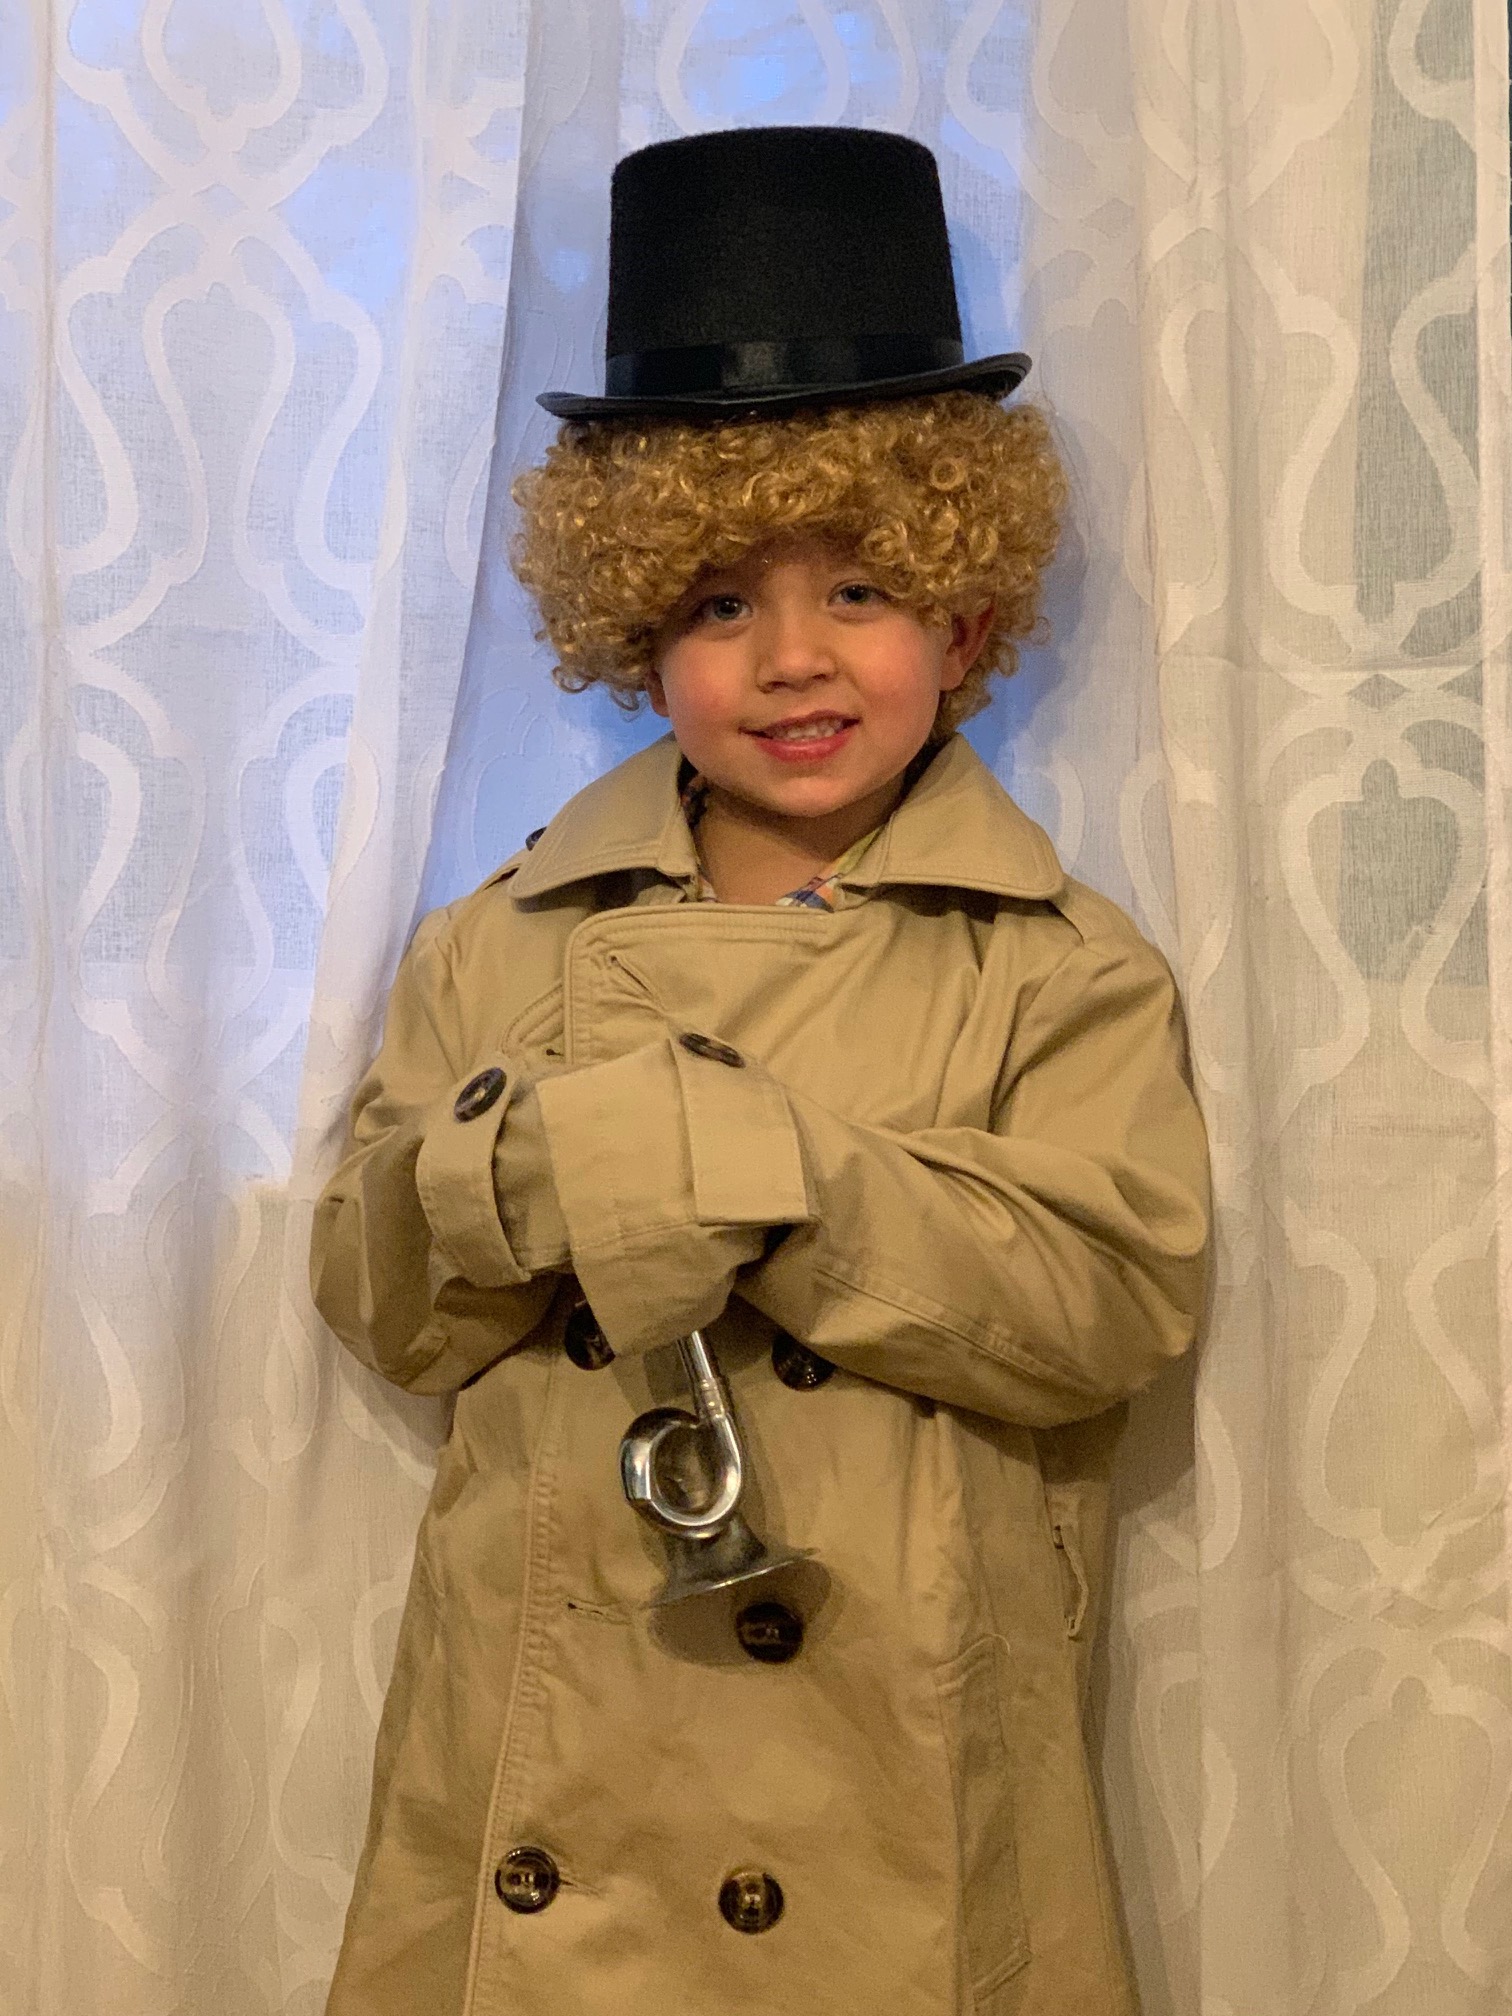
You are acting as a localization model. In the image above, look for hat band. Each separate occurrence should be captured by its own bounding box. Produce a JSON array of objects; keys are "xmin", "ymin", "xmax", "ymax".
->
[{"xmin": 605, "ymin": 333, "xmax": 966, "ymax": 399}]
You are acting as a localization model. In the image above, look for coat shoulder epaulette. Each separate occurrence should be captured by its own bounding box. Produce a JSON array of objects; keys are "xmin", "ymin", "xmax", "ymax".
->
[{"xmin": 481, "ymin": 826, "xmax": 547, "ymax": 892}]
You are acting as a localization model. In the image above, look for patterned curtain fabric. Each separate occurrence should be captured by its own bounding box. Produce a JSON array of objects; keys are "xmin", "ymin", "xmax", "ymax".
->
[
  {"xmin": 0, "ymin": 1, "xmax": 527, "ymax": 2007},
  {"xmin": 1, "ymin": 4, "xmax": 1509, "ymax": 2013}
]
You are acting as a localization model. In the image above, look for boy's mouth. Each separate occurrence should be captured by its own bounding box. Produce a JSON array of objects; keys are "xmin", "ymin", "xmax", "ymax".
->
[{"xmin": 747, "ymin": 713, "xmax": 857, "ymax": 744}]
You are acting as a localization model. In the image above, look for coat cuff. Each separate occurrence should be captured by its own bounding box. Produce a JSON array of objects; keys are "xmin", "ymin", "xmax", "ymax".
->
[
  {"xmin": 533, "ymin": 1031, "xmax": 813, "ymax": 1355},
  {"xmin": 669, "ymin": 1029, "xmax": 811, "ymax": 1223},
  {"xmin": 415, "ymin": 1058, "xmax": 566, "ymax": 1290}
]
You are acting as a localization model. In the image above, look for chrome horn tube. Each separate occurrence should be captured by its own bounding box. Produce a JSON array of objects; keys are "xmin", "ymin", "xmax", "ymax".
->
[{"xmin": 619, "ymin": 1329, "xmax": 808, "ymax": 1606}]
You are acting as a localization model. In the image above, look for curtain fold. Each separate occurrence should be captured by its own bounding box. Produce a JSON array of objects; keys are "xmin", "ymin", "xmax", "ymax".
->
[{"xmin": 1, "ymin": 3, "xmax": 1509, "ymax": 2012}]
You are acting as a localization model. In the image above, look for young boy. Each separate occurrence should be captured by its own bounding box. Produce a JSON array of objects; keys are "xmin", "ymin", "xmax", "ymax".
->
[{"xmin": 311, "ymin": 127, "xmax": 1210, "ymax": 2016}]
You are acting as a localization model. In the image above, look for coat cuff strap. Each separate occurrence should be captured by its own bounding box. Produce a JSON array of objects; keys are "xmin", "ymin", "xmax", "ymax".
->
[
  {"xmin": 670, "ymin": 1031, "xmax": 810, "ymax": 1223},
  {"xmin": 533, "ymin": 1033, "xmax": 812, "ymax": 1355},
  {"xmin": 415, "ymin": 1059, "xmax": 539, "ymax": 1290}
]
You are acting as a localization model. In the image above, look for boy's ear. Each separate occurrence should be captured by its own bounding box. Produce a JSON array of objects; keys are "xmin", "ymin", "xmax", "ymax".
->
[
  {"xmin": 645, "ymin": 670, "xmax": 670, "ymax": 718},
  {"xmin": 940, "ymin": 604, "xmax": 995, "ymax": 691}
]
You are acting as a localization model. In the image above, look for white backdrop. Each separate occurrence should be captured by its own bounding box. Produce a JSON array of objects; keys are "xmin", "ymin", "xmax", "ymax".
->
[{"xmin": 1, "ymin": 2, "xmax": 1510, "ymax": 2012}]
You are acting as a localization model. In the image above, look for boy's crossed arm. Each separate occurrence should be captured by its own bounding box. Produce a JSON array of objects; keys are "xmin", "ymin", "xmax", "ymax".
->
[
  {"xmin": 521, "ymin": 929, "xmax": 1209, "ymax": 1431},
  {"xmin": 314, "ymin": 918, "xmax": 1210, "ymax": 1428}
]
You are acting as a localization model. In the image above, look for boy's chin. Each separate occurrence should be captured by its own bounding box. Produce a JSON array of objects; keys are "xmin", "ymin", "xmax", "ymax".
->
[{"xmin": 711, "ymin": 773, "xmax": 898, "ymax": 825}]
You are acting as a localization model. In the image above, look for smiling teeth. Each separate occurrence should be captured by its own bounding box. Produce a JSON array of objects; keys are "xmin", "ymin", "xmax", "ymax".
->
[{"xmin": 762, "ymin": 719, "xmax": 850, "ymax": 741}]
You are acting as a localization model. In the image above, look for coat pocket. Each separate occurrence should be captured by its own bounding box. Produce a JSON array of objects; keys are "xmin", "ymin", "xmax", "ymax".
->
[{"xmin": 934, "ymin": 1636, "xmax": 1030, "ymax": 2009}]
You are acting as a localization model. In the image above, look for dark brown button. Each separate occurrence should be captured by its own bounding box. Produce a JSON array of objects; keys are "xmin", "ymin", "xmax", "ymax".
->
[
  {"xmin": 454, "ymin": 1066, "xmax": 506, "ymax": 1121},
  {"xmin": 772, "ymin": 1334, "xmax": 835, "ymax": 1390},
  {"xmin": 495, "ymin": 1846, "xmax": 559, "ymax": 1913},
  {"xmin": 735, "ymin": 1600, "xmax": 804, "ymax": 1664},
  {"xmin": 525, "ymin": 825, "xmax": 546, "ymax": 850},
  {"xmin": 563, "ymin": 1300, "xmax": 614, "ymax": 1370},
  {"xmin": 679, "ymin": 1031, "xmax": 745, "ymax": 1068},
  {"xmin": 719, "ymin": 1868, "xmax": 784, "ymax": 1934}
]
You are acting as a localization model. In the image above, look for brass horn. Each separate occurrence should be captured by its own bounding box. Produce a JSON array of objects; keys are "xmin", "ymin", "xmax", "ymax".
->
[{"xmin": 619, "ymin": 1328, "xmax": 809, "ymax": 1606}]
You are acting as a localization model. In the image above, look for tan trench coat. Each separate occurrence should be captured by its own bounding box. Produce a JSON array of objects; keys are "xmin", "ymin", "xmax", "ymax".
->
[{"xmin": 312, "ymin": 732, "xmax": 1211, "ymax": 2016}]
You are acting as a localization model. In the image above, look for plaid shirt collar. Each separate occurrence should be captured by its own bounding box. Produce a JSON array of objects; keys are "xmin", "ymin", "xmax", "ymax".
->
[{"xmin": 677, "ymin": 768, "xmax": 902, "ymax": 909}]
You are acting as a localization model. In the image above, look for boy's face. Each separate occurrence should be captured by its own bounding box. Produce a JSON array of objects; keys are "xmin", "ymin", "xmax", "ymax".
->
[{"xmin": 646, "ymin": 539, "xmax": 992, "ymax": 837}]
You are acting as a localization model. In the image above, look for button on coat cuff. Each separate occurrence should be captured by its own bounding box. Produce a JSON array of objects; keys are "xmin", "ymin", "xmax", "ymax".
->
[{"xmin": 415, "ymin": 1062, "xmax": 534, "ymax": 1290}]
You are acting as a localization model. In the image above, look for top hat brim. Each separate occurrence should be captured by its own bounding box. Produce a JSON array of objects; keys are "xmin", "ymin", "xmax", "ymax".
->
[{"xmin": 537, "ymin": 350, "xmax": 1031, "ymax": 422}]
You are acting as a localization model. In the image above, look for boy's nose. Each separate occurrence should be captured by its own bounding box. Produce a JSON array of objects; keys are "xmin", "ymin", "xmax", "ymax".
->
[{"xmin": 754, "ymin": 606, "xmax": 837, "ymax": 687}]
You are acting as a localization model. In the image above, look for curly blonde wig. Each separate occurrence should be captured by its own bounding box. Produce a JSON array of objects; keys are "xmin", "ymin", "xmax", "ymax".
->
[{"xmin": 511, "ymin": 391, "xmax": 1067, "ymax": 736}]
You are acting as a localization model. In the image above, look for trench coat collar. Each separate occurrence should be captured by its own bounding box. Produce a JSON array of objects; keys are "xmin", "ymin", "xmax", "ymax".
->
[{"xmin": 506, "ymin": 732, "xmax": 1065, "ymax": 904}]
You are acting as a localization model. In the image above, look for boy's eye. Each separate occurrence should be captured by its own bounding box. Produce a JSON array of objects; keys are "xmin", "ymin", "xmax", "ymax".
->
[
  {"xmin": 834, "ymin": 581, "xmax": 885, "ymax": 607},
  {"xmin": 696, "ymin": 593, "xmax": 749, "ymax": 624}
]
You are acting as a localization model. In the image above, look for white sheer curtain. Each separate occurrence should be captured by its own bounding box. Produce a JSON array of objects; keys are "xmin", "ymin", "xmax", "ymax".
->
[
  {"xmin": 2, "ymin": 3, "xmax": 1509, "ymax": 2013},
  {"xmin": 0, "ymin": 1, "xmax": 526, "ymax": 2007}
]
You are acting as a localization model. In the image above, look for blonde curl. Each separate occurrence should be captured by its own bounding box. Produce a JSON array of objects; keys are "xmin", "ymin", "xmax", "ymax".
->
[{"xmin": 511, "ymin": 392, "xmax": 1067, "ymax": 735}]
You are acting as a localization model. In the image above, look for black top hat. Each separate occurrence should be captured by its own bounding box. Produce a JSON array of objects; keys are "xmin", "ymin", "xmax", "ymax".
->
[{"xmin": 538, "ymin": 127, "xmax": 1030, "ymax": 421}]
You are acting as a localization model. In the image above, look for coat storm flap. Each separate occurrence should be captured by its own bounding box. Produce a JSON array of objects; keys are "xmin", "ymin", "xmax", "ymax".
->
[{"xmin": 311, "ymin": 734, "xmax": 1211, "ymax": 2016}]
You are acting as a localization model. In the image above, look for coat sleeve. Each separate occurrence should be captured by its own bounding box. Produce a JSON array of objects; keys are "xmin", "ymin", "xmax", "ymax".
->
[
  {"xmin": 533, "ymin": 924, "xmax": 1211, "ymax": 1429},
  {"xmin": 309, "ymin": 914, "xmax": 571, "ymax": 1394}
]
